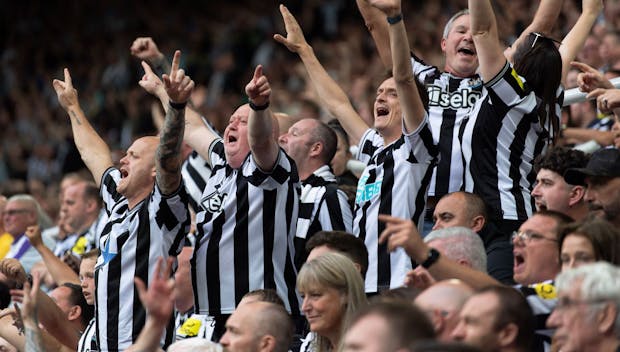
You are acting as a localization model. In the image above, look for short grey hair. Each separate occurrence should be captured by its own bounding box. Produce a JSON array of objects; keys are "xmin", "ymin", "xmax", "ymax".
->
[
  {"xmin": 7, "ymin": 194, "xmax": 53, "ymax": 230},
  {"xmin": 425, "ymin": 227, "xmax": 487, "ymax": 272},
  {"xmin": 442, "ymin": 9, "xmax": 470, "ymax": 39},
  {"xmin": 555, "ymin": 262, "xmax": 620, "ymax": 335}
]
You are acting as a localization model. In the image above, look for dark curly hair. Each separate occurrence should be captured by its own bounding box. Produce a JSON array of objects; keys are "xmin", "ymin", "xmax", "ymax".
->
[{"xmin": 534, "ymin": 146, "xmax": 590, "ymax": 182}]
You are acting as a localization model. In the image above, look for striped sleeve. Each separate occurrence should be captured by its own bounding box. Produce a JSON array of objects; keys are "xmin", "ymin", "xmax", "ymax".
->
[{"xmin": 100, "ymin": 168, "xmax": 123, "ymax": 215}]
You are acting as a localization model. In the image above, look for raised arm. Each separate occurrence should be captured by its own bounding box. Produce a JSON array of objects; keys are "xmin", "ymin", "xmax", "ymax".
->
[
  {"xmin": 245, "ymin": 65, "xmax": 279, "ymax": 171},
  {"xmin": 369, "ymin": 0, "xmax": 426, "ymax": 133},
  {"xmin": 139, "ymin": 61, "xmax": 218, "ymax": 164},
  {"xmin": 356, "ymin": 0, "xmax": 393, "ymax": 71},
  {"xmin": 156, "ymin": 50, "xmax": 194, "ymax": 195},
  {"xmin": 508, "ymin": 0, "xmax": 565, "ymax": 58},
  {"xmin": 53, "ymin": 69, "xmax": 113, "ymax": 187},
  {"xmin": 558, "ymin": 0, "xmax": 603, "ymax": 85},
  {"xmin": 274, "ymin": 5, "xmax": 369, "ymax": 144},
  {"xmin": 378, "ymin": 214, "xmax": 501, "ymax": 290},
  {"xmin": 25, "ymin": 226, "xmax": 80, "ymax": 285},
  {"xmin": 130, "ymin": 37, "xmax": 171, "ymax": 76},
  {"xmin": 469, "ymin": 0, "xmax": 507, "ymax": 82}
]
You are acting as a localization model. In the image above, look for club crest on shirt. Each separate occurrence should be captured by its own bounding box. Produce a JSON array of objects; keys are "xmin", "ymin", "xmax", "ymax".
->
[{"xmin": 201, "ymin": 191, "xmax": 228, "ymax": 215}]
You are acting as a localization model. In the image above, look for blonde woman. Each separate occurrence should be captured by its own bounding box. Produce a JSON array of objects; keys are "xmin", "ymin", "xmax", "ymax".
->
[{"xmin": 297, "ymin": 252, "xmax": 368, "ymax": 352}]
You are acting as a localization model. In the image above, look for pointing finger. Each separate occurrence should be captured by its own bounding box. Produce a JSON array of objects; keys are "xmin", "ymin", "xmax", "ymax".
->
[
  {"xmin": 253, "ymin": 65, "xmax": 263, "ymax": 82},
  {"xmin": 64, "ymin": 68, "xmax": 72, "ymax": 88},
  {"xmin": 170, "ymin": 50, "xmax": 181, "ymax": 76},
  {"xmin": 141, "ymin": 61, "xmax": 154, "ymax": 76}
]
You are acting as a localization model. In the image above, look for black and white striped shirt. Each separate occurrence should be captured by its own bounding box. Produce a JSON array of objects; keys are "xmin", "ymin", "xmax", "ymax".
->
[
  {"xmin": 411, "ymin": 55, "xmax": 483, "ymax": 198},
  {"xmin": 95, "ymin": 168, "xmax": 190, "ymax": 351},
  {"xmin": 294, "ymin": 165, "xmax": 353, "ymax": 269},
  {"xmin": 182, "ymin": 151, "xmax": 212, "ymax": 213},
  {"xmin": 192, "ymin": 140, "xmax": 301, "ymax": 316},
  {"xmin": 460, "ymin": 62, "xmax": 562, "ymax": 221},
  {"xmin": 77, "ymin": 318, "xmax": 97, "ymax": 352},
  {"xmin": 515, "ymin": 281, "xmax": 557, "ymax": 352},
  {"xmin": 354, "ymin": 118, "xmax": 437, "ymax": 293}
]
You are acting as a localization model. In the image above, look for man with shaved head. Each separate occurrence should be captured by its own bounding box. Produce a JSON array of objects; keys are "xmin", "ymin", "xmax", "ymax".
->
[
  {"xmin": 414, "ymin": 280, "xmax": 474, "ymax": 341},
  {"xmin": 53, "ymin": 50, "xmax": 192, "ymax": 350}
]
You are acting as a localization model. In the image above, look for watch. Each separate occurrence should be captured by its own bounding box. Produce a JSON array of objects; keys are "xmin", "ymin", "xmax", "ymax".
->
[{"xmin": 421, "ymin": 248, "xmax": 440, "ymax": 269}]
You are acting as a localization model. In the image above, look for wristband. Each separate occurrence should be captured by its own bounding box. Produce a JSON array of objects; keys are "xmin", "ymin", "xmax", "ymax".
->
[
  {"xmin": 387, "ymin": 14, "xmax": 403, "ymax": 25},
  {"xmin": 421, "ymin": 248, "xmax": 440, "ymax": 269},
  {"xmin": 169, "ymin": 101, "xmax": 187, "ymax": 110},
  {"xmin": 249, "ymin": 101, "xmax": 270, "ymax": 111}
]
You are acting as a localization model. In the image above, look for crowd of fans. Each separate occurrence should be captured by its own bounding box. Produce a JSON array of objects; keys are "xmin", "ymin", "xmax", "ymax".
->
[{"xmin": 0, "ymin": 0, "xmax": 619, "ymax": 351}]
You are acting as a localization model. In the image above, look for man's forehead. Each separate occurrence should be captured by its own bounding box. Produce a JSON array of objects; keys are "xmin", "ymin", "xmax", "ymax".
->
[{"xmin": 520, "ymin": 214, "xmax": 557, "ymax": 233}]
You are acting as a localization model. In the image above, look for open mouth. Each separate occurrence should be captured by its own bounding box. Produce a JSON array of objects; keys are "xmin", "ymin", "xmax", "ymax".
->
[
  {"xmin": 514, "ymin": 253, "xmax": 525, "ymax": 269},
  {"xmin": 535, "ymin": 201, "xmax": 547, "ymax": 211},
  {"xmin": 120, "ymin": 169, "xmax": 129, "ymax": 178},
  {"xmin": 228, "ymin": 135, "xmax": 238, "ymax": 144},
  {"xmin": 376, "ymin": 107, "xmax": 389, "ymax": 117},
  {"xmin": 458, "ymin": 47, "xmax": 476, "ymax": 56}
]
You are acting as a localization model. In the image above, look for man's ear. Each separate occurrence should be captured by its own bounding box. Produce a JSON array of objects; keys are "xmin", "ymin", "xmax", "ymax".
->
[
  {"xmin": 497, "ymin": 322, "xmax": 519, "ymax": 347},
  {"xmin": 470, "ymin": 215, "xmax": 485, "ymax": 233},
  {"xmin": 258, "ymin": 335, "xmax": 276, "ymax": 352},
  {"xmin": 568, "ymin": 185, "xmax": 586, "ymax": 207},
  {"xmin": 597, "ymin": 303, "xmax": 618, "ymax": 335},
  {"xmin": 68, "ymin": 305, "xmax": 82, "ymax": 322},
  {"xmin": 309, "ymin": 142, "xmax": 323, "ymax": 158}
]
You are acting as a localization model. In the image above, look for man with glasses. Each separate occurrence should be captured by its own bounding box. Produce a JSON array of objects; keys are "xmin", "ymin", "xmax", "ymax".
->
[
  {"xmin": 547, "ymin": 262, "xmax": 620, "ymax": 352},
  {"xmin": 3, "ymin": 195, "xmax": 54, "ymax": 273}
]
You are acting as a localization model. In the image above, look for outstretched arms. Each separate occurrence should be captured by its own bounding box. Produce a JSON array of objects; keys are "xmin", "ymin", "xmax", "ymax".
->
[
  {"xmin": 156, "ymin": 50, "xmax": 194, "ymax": 195},
  {"xmin": 245, "ymin": 65, "xmax": 279, "ymax": 171},
  {"xmin": 274, "ymin": 5, "xmax": 369, "ymax": 145},
  {"xmin": 377, "ymin": 214, "xmax": 501, "ymax": 290},
  {"xmin": 558, "ymin": 0, "xmax": 603, "ymax": 85},
  {"xmin": 52, "ymin": 69, "xmax": 113, "ymax": 187},
  {"xmin": 469, "ymin": 0, "xmax": 506, "ymax": 82},
  {"xmin": 369, "ymin": 0, "xmax": 426, "ymax": 133}
]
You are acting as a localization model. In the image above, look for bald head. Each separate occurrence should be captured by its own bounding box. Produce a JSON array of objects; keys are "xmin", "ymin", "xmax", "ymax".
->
[{"xmin": 415, "ymin": 280, "xmax": 474, "ymax": 341}]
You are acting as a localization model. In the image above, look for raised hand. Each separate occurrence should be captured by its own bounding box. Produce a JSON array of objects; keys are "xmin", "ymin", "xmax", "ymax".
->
[
  {"xmin": 24, "ymin": 225, "xmax": 43, "ymax": 248},
  {"xmin": 52, "ymin": 68, "xmax": 79, "ymax": 111},
  {"xmin": 404, "ymin": 266, "xmax": 436, "ymax": 290},
  {"xmin": 368, "ymin": 0, "xmax": 401, "ymax": 16},
  {"xmin": 245, "ymin": 65, "xmax": 271, "ymax": 107},
  {"xmin": 134, "ymin": 257, "xmax": 175, "ymax": 323},
  {"xmin": 138, "ymin": 61, "xmax": 165, "ymax": 98},
  {"xmin": 0, "ymin": 259, "xmax": 27, "ymax": 287},
  {"xmin": 572, "ymin": 61, "xmax": 613, "ymax": 93},
  {"xmin": 130, "ymin": 37, "xmax": 164, "ymax": 62},
  {"xmin": 378, "ymin": 214, "xmax": 427, "ymax": 260},
  {"xmin": 162, "ymin": 50, "xmax": 194, "ymax": 104},
  {"xmin": 273, "ymin": 5, "xmax": 310, "ymax": 54}
]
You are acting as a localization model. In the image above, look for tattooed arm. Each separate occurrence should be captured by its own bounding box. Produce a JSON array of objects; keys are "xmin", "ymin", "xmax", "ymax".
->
[
  {"xmin": 156, "ymin": 50, "xmax": 195, "ymax": 195},
  {"xmin": 52, "ymin": 69, "xmax": 113, "ymax": 187}
]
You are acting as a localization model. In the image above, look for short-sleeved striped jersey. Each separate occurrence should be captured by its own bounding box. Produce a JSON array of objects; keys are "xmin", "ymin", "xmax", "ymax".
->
[
  {"xmin": 354, "ymin": 118, "xmax": 437, "ymax": 293},
  {"xmin": 182, "ymin": 151, "xmax": 212, "ymax": 213},
  {"xmin": 77, "ymin": 318, "xmax": 97, "ymax": 352},
  {"xmin": 294, "ymin": 165, "xmax": 353, "ymax": 269},
  {"xmin": 192, "ymin": 140, "xmax": 301, "ymax": 316},
  {"xmin": 460, "ymin": 62, "xmax": 562, "ymax": 221},
  {"xmin": 411, "ymin": 55, "xmax": 483, "ymax": 198},
  {"xmin": 95, "ymin": 168, "xmax": 190, "ymax": 351}
]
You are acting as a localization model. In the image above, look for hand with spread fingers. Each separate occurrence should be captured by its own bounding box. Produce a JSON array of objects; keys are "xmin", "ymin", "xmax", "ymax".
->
[
  {"xmin": 134, "ymin": 257, "xmax": 175, "ymax": 324},
  {"xmin": 162, "ymin": 50, "xmax": 195, "ymax": 105},
  {"xmin": 404, "ymin": 266, "xmax": 436, "ymax": 291},
  {"xmin": 273, "ymin": 5, "xmax": 311, "ymax": 54}
]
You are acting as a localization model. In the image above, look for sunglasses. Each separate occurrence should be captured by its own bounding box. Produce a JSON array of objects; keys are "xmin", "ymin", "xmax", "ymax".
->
[{"xmin": 531, "ymin": 32, "xmax": 562, "ymax": 48}]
